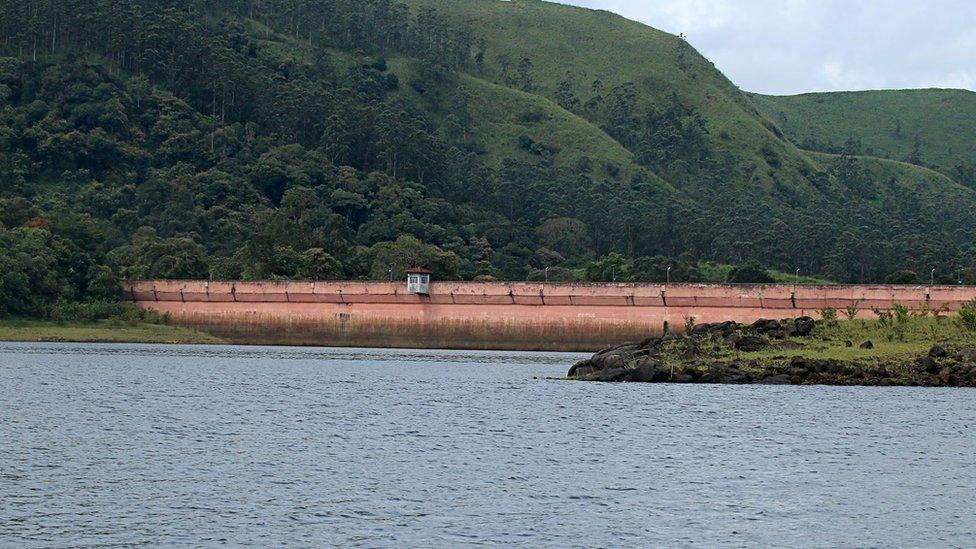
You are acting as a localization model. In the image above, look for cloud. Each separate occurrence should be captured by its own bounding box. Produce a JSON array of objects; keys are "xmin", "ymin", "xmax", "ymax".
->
[
  {"xmin": 943, "ymin": 71, "xmax": 976, "ymax": 91},
  {"xmin": 553, "ymin": 0, "xmax": 976, "ymax": 94},
  {"xmin": 653, "ymin": 0, "xmax": 732, "ymax": 33},
  {"xmin": 820, "ymin": 61, "xmax": 883, "ymax": 92}
]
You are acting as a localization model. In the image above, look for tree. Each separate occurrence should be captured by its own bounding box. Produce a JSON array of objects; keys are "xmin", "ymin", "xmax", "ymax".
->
[
  {"xmin": 727, "ymin": 261, "xmax": 773, "ymax": 284},
  {"xmin": 367, "ymin": 235, "xmax": 460, "ymax": 280},
  {"xmin": 554, "ymin": 81, "xmax": 580, "ymax": 112},
  {"xmin": 585, "ymin": 253, "xmax": 632, "ymax": 282},
  {"xmin": 906, "ymin": 133, "xmax": 924, "ymax": 165},
  {"xmin": 517, "ymin": 57, "xmax": 534, "ymax": 91},
  {"xmin": 884, "ymin": 270, "xmax": 920, "ymax": 285},
  {"xmin": 140, "ymin": 238, "xmax": 210, "ymax": 279},
  {"xmin": 534, "ymin": 218, "xmax": 591, "ymax": 261},
  {"xmin": 633, "ymin": 255, "xmax": 703, "ymax": 283},
  {"xmin": 299, "ymin": 248, "xmax": 342, "ymax": 280},
  {"xmin": 85, "ymin": 265, "xmax": 122, "ymax": 301}
]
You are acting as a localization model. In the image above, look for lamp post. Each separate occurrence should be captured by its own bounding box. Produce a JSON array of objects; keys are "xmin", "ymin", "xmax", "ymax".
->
[
  {"xmin": 795, "ymin": 268, "xmax": 800, "ymax": 285},
  {"xmin": 545, "ymin": 266, "xmax": 549, "ymax": 283},
  {"xmin": 931, "ymin": 268, "xmax": 936, "ymax": 285},
  {"xmin": 667, "ymin": 266, "xmax": 672, "ymax": 285}
]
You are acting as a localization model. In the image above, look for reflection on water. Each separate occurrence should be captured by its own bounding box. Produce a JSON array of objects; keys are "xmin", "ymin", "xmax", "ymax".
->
[{"xmin": 1, "ymin": 342, "xmax": 975, "ymax": 547}]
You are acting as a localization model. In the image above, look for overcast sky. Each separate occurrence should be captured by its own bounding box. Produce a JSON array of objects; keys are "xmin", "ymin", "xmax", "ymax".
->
[{"xmin": 556, "ymin": 0, "xmax": 976, "ymax": 95}]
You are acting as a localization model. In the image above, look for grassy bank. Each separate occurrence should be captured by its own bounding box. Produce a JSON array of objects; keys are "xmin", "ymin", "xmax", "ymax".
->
[
  {"xmin": 724, "ymin": 315, "xmax": 975, "ymax": 367},
  {"xmin": 572, "ymin": 309, "xmax": 976, "ymax": 385},
  {"xmin": 0, "ymin": 319, "xmax": 223, "ymax": 345}
]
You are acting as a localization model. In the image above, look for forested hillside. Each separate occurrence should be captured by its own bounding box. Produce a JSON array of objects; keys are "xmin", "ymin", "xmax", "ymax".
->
[
  {"xmin": 1, "ymin": 0, "xmax": 975, "ymax": 317},
  {"xmin": 751, "ymin": 89, "xmax": 976, "ymax": 189}
]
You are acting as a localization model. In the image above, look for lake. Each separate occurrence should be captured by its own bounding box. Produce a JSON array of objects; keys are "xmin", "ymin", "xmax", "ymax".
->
[{"xmin": 2, "ymin": 342, "xmax": 975, "ymax": 547}]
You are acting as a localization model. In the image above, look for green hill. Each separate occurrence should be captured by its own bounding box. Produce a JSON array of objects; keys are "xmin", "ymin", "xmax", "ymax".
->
[
  {"xmin": 751, "ymin": 89, "xmax": 976, "ymax": 188},
  {"xmin": 1, "ymin": 0, "xmax": 975, "ymax": 317},
  {"xmin": 403, "ymin": 0, "xmax": 821, "ymax": 195}
]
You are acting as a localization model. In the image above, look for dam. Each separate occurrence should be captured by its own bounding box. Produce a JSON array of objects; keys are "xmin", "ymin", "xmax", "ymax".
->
[{"xmin": 124, "ymin": 280, "xmax": 976, "ymax": 351}]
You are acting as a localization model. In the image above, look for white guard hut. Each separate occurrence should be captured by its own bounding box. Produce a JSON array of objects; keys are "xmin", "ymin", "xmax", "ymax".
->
[{"xmin": 405, "ymin": 267, "xmax": 432, "ymax": 295}]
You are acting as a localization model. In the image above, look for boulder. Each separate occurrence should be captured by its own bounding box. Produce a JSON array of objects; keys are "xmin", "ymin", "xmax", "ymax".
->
[
  {"xmin": 792, "ymin": 316, "xmax": 817, "ymax": 337},
  {"xmin": 724, "ymin": 368, "xmax": 752, "ymax": 384},
  {"xmin": 627, "ymin": 361, "xmax": 663, "ymax": 383},
  {"xmin": 735, "ymin": 335, "xmax": 767, "ymax": 352},
  {"xmin": 759, "ymin": 374, "xmax": 793, "ymax": 385},
  {"xmin": 589, "ymin": 368, "xmax": 630, "ymax": 382},
  {"xmin": 954, "ymin": 348, "xmax": 976, "ymax": 363},
  {"xmin": 691, "ymin": 320, "xmax": 740, "ymax": 338},
  {"xmin": 671, "ymin": 373, "xmax": 694, "ymax": 383},
  {"xmin": 639, "ymin": 336, "xmax": 663, "ymax": 350},
  {"xmin": 790, "ymin": 357, "xmax": 847, "ymax": 375},
  {"xmin": 600, "ymin": 353, "xmax": 627, "ymax": 370},
  {"xmin": 929, "ymin": 345, "xmax": 950, "ymax": 358},
  {"xmin": 568, "ymin": 360, "xmax": 596, "ymax": 378},
  {"xmin": 917, "ymin": 356, "xmax": 940, "ymax": 374},
  {"xmin": 751, "ymin": 319, "xmax": 782, "ymax": 334},
  {"xmin": 714, "ymin": 321, "xmax": 739, "ymax": 336},
  {"xmin": 860, "ymin": 340, "xmax": 874, "ymax": 349},
  {"xmin": 788, "ymin": 367, "xmax": 808, "ymax": 378},
  {"xmin": 651, "ymin": 368, "xmax": 673, "ymax": 383},
  {"xmin": 571, "ymin": 365, "xmax": 596, "ymax": 378},
  {"xmin": 699, "ymin": 365, "xmax": 727, "ymax": 384}
]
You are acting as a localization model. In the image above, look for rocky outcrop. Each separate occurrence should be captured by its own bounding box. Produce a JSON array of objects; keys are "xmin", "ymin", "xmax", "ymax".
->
[{"xmin": 568, "ymin": 317, "xmax": 976, "ymax": 387}]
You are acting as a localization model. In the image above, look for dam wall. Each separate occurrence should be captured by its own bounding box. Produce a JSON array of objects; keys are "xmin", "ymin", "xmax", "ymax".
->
[{"xmin": 124, "ymin": 280, "xmax": 976, "ymax": 352}]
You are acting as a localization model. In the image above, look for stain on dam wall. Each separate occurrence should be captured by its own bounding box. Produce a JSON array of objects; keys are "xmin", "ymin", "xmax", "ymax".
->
[{"xmin": 124, "ymin": 281, "xmax": 976, "ymax": 352}]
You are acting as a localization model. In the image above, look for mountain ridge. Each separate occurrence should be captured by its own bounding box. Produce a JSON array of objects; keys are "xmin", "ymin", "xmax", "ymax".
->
[{"xmin": 0, "ymin": 0, "xmax": 974, "ymax": 318}]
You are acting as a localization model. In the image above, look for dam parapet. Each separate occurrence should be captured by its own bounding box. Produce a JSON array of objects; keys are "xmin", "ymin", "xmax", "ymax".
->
[{"xmin": 124, "ymin": 280, "xmax": 976, "ymax": 351}]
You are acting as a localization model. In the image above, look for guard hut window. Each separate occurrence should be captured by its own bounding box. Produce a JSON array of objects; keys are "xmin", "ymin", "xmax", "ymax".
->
[{"xmin": 406, "ymin": 268, "xmax": 432, "ymax": 295}]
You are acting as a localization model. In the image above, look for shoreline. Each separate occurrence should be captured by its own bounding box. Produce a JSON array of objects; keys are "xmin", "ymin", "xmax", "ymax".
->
[
  {"xmin": 568, "ymin": 317, "xmax": 976, "ymax": 387},
  {"xmin": 0, "ymin": 320, "xmax": 224, "ymax": 346}
]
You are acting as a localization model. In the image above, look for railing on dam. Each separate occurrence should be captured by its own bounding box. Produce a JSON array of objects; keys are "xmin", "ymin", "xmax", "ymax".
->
[{"xmin": 124, "ymin": 280, "xmax": 976, "ymax": 312}]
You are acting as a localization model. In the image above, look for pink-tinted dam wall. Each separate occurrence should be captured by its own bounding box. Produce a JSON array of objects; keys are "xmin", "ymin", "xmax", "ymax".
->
[{"xmin": 124, "ymin": 281, "xmax": 976, "ymax": 352}]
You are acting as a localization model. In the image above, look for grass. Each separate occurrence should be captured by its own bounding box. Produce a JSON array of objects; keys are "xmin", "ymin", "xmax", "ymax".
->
[
  {"xmin": 729, "ymin": 315, "xmax": 974, "ymax": 367},
  {"xmin": 402, "ymin": 0, "xmax": 822, "ymax": 189},
  {"xmin": 250, "ymin": 16, "xmax": 656, "ymax": 185},
  {"xmin": 0, "ymin": 319, "xmax": 223, "ymax": 345},
  {"xmin": 751, "ymin": 89, "xmax": 976, "ymax": 179},
  {"xmin": 389, "ymin": 57, "xmax": 651, "ymax": 182},
  {"xmin": 400, "ymin": 0, "xmax": 974, "ymax": 214}
]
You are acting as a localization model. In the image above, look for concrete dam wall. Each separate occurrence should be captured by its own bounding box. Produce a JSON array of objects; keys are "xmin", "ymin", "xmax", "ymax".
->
[{"xmin": 124, "ymin": 281, "xmax": 976, "ymax": 352}]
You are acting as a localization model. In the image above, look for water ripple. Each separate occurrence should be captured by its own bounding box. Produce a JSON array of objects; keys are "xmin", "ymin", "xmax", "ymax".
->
[{"xmin": 1, "ymin": 343, "xmax": 975, "ymax": 547}]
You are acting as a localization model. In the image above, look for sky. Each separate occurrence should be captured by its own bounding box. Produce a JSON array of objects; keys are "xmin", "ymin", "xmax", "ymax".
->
[{"xmin": 556, "ymin": 0, "xmax": 976, "ymax": 95}]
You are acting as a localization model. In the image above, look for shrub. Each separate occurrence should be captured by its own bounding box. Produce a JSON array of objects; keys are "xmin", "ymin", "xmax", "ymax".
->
[
  {"xmin": 873, "ymin": 307, "xmax": 893, "ymax": 328},
  {"xmin": 892, "ymin": 304, "xmax": 910, "ymax": 325},
  {"xmin": 47, "ymin": 301, "xmax": 168, "ymax": 325},
  {"xmin": 959, "ymin": 300, "xmax": 976, "ymax": 331},
  {"xmin": 843, "ymin": 300, "xmax": 861, "ymax": 320},
  {"xmin": 684, "ymin": 315, "xmax": 697, "ymax": 334},
  {"xmin": 819, "ymin": 307, "xmax": 837, "ymax": 323}
]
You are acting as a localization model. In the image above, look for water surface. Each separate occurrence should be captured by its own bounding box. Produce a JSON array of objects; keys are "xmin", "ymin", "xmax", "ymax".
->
[{"xmin": 2, "ymin": 343, "xmax": 974, "ymax": 547}]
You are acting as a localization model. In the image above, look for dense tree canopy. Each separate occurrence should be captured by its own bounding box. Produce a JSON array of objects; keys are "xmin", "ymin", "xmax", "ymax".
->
[{"xmin": 0, "ymin": 0, "xmax": 974, "ymax": 318}]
